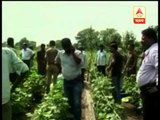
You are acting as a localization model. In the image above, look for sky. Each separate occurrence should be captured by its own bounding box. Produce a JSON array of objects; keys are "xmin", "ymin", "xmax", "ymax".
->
[{"xmin": 2, "ymin": 1, "xmax": 158, "ymax": 46}]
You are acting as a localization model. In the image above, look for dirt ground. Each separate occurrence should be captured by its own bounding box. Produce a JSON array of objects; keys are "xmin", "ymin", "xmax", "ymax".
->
[{"xmin": 123, "ymin": 103, "xmax": 142, "ymax": 120}]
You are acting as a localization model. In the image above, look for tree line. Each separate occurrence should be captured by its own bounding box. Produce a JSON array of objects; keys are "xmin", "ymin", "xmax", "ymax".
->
[{"xmin": 2, "ymin": 25, "xmax": 158, "ymax": 55}]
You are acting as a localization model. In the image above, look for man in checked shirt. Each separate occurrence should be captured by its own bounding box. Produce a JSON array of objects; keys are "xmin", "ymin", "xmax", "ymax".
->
[{"xmin": 136, "ymin": 28, "xmax": 159, "ymax": 120}]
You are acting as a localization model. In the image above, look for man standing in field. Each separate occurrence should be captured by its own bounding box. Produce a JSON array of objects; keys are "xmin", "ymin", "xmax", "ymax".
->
[
  {"xmin": 45, "ymin": 40, "xmax": 59, "ymax": 93},
  {"xmin": 36, "ymin": 44, "xmax": 46, "ymax": 76},
  {"xmin": 55, "ymin": 38, "xmax": 83, "ymax": 120},
  {"xmin": 107, "ymin": 42, "xmax": 124, "ymax": 104},
  {"xmin": 123, "ymin": 43, "xmax": 137, "ymax": 77},
  {"xmin": 6, "ymin": 37, "xmax": 19, "ymax": 84},
  {"xmin": 95, "ymin": 44, "xmax": 107, "ymax": 76},
  {"xmin": 136, "ymin": 28, "xmax": 159, "ymax": 120},
  {"xmin": 2, "ymin": 47, "xmax": 29, "ymax": 120},
  {"xmin": 20, "ymin": 43, "xmax": 35, "ymax": 69}
]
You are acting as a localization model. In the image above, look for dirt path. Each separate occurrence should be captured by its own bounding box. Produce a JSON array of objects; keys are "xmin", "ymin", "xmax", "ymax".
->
[
  {"xmin": 123, "ymin": 103, "xmax": 142, "ymax": 120},
  {"xmin": 81, "ymin": 87, "xmax": 96, "ymax": 120}
]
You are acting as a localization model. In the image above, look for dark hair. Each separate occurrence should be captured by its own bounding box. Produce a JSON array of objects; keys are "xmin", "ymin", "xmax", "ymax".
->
[
  {"xmin": 110, "ymin": 42, "xmax": 118, "ymax": 50},
  {"xmin": 49, "ymin": 40, "xmax": 55, "ymax": 46},
  {"xmin": 61, "ymin": 38, "xmax": 71, "ymax": 47},
  {"xmin": 7, "ymin": 37, "xmax": 14, "ymax": 47},
  {"xmin": 41, "ymin": 44, "xmax": 45, "ymax": 47},
  {"xmin": 142, "ymin": 28, "xmax": 157, "ymax": 42}
]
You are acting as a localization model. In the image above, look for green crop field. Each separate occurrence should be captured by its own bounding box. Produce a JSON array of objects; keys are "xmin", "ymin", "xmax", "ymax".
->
[{"xmin": 10, "ymin": 50, "xmax": 143, "ymax": 120}]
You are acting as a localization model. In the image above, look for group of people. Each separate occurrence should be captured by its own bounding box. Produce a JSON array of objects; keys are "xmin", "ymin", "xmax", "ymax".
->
[
  {"xmin": 95, "ymin": 42, "xmax": 137, "ymax": 104},
  {"xmin": 2, "ymin": 28, "xmax": 159, "ymax": 120},
  {"xmin": 36, "ymin": 38, "xmax": 88, "ymax": 120},
  {"xmin": 95, "ymin": 28, "xmax": 159, "ymax": 120}
]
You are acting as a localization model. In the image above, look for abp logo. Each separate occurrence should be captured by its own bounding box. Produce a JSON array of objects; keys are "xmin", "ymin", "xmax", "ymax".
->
[{"xmin": 133, "ymin": 6, "xmax": 146, "ymax": 24}]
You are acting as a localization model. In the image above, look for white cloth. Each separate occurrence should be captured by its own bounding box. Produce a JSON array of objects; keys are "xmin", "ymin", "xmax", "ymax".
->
[
  {"xmin": 2, "ymin": 47, "xmax": 29, "ymax": 104},
  {"xmin": 55, "ymin": 50, "xmax": 82, "ymax": 80},
  {"xmin": 96, "ymin": 50, "xmax": 107, "ymax": 66},
  {"xmin": 21, "ymin": 48, "xmax": 34, "ymax": 60},
  {"xmin": 136, "ymin": 43, "xmax": 158, "ymax": 87}
]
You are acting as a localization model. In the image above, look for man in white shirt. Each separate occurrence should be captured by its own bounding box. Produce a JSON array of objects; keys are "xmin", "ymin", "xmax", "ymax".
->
[
  {"xmin": 95, "ymin": 44, "xmax": 107, "ymax": 76},
  {"xmin": 136, "ymin": 28, "xmax": 159, "ymax": 120},
  {"xmin": 2, "ymin": 47, "xmax": 29, "ymax": 120},
  {"xmin": 55, "ymin": 38, "xmax": 83, "ymax": 120},
  {"xmin": 21, "ymin": 43, "xmax": 34, "ymax": 69}
]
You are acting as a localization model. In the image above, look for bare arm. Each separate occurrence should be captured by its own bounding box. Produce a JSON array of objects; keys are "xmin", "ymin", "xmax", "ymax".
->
[
  {"xmin": 107, "ymin": 54, "xmax": 115, "ymax": 71},
  {"xmin": 72, "ymin": 52, "xmax": 81, "ymax": 64}
]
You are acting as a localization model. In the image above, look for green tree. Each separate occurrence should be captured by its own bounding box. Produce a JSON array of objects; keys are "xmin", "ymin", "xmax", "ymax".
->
[
  {"xmin": 134, "ymin": 41, "xmax": 142, "ymax": 55},
  {"xmin": 75, "ymin": 27, "xmax": 100, "ymax": 50},
  {"xmin": 99, "ymin": 28, "xmax": 122, "ymax": 48},
  {"xmin": 148, "ymin": 25, "xmax": 158, "ymax": 36},
  {"xmin": 122, "ymin": 31, "xmax": 136, "ymax": 52},
  {"xmin": 73, "ymin": 43, "xmax": 79, "ymax": 49},
  {"xmin": 29, "ymin": 41, "xmax": 36, "ymax": 49},
  {"xmin": 15, "ymin": 37, "xmax": 37, "ymax": 50},
  {"xmin": 18, "ymin": 37, "xmax": 29, "ymax": 49}
]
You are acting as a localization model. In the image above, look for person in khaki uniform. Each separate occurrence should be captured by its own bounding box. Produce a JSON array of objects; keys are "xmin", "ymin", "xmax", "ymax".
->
[{"xmin": 45, "ymin": 40, "xmax": 60, "ymax": 93}]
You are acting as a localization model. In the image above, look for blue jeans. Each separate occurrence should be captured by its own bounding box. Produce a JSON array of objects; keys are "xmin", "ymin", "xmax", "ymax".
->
[
  {"xmin": 112, "ymin": 75, "xmax": 122, "ymax": 103},
  {"xmin": 64, "ymin": 76, "xmax": 82, "ymax": 120}
]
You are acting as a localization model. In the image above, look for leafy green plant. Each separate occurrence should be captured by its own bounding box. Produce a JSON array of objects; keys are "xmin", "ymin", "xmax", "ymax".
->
[
  {"xmin": 11, "ymin": 69, "xmax": 46, "ymax": 118},
  {"xmin": 32, "ymin": 80, "xmax": 70, "ymax": 120},
  {"xmin": 122, "ymin": 75, "xmax": 142, "ymax": 114},
  {"xmin": 11, "ymin": 88, "xmax": 32, "ymax": 116},
  {"xmin": 23, "ymin": 70, "xmax": 46, "ymax": 103},
  {"xmin": 91, "ymin": 74, "xmax": 126, "ymax": 120}
]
